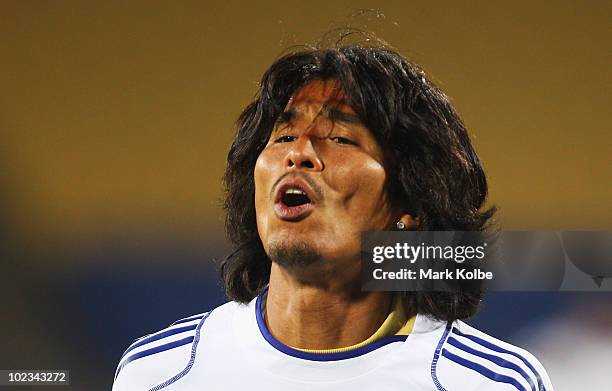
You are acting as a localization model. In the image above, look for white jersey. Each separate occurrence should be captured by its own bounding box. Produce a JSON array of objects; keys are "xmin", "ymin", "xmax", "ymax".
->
[{"xmin": 113, "ymin": 293, "xmax": 553, "ymax": 391}]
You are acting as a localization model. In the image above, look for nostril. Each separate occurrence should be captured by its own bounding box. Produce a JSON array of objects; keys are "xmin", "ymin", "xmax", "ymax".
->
[{"xmin": 301, "ymin": 160, "xmax": 314, "ymax": 169}]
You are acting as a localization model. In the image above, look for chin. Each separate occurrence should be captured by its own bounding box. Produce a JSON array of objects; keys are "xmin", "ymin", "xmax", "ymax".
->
[
  {"xmin": 267, "ymin": 238, "xmax": 323, "ymax": 270},
  {"xmin": 268, "ymin": 221, "xmax": 314, "ymax": 238}
]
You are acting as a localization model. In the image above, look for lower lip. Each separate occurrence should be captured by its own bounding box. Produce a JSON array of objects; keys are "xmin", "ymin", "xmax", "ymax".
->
[{"xmin": 273, "ymin": 202, "xmax": 315, "ymax": 221}]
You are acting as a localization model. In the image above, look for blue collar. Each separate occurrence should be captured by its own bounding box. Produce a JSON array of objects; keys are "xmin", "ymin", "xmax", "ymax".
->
[{"xmin": 255, "ymin": 289, "xmax": 407, "ymax": 361}]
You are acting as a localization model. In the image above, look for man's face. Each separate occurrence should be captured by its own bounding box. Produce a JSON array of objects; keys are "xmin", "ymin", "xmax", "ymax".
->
[{"xmin": 254, "ymin": 80, "xmax": 394, "ymax": 274}]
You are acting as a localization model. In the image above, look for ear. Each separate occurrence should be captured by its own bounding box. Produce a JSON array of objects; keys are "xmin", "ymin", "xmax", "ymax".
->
[{"xmin": 397, "ymin": 214, "xmax": 420, "ymax": 230}]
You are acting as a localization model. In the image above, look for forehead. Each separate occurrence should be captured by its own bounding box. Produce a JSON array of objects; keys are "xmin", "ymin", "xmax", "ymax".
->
[{"xmin": 286, "ymin": 80, "xmax": 355, "ymax": 113}]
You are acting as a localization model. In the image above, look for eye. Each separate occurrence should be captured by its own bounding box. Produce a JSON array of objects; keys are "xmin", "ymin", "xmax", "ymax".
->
[
  {"xmin": 274, "ymin": 135, "xmax": 296, "ymax": 143},
  {"xmin": 331, "ymin": 136, "xmax": 357, "ymax": 145}
]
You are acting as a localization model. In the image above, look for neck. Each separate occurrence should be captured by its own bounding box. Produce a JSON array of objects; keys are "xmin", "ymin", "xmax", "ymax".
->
[{"xmin": 265, "ymin": 263, "xmax": 392, "ymax": 350}]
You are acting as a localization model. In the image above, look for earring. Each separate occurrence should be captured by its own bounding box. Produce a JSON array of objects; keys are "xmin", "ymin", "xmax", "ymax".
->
[{"xmin": 396, "ymin": 221, "xmax": 406, "ymax": 230}]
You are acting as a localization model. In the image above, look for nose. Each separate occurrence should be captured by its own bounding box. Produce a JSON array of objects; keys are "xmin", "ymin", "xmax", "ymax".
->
[{"xmin": 283, "ymin": 134, "xmax": 324, "ymax": 171}]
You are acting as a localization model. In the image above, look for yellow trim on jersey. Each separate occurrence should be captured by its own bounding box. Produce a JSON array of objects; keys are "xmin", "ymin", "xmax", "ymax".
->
[{"xmin": 293, "ymin": 294, "xmax": 415, "ymax": 354}]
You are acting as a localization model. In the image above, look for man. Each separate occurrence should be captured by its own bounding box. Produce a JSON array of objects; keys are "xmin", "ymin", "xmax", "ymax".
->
[{"xmin": 113, "ymin": 44, "xmax": 554, "ymax": 390}]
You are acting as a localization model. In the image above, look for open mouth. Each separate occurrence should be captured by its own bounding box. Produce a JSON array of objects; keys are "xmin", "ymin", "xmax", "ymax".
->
[
  {"xmin": 274, "ymin": 180, "xmax": 316, "ymax": 221},
  {"xmin": 281, "ymin": 188, "xmax": 311, "ymax": 207}
]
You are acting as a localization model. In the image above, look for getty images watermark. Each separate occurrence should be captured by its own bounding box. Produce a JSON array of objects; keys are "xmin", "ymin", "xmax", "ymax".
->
[{"xmin": 361, "ymin": 231, "xmax": 612, "ymax": 292}]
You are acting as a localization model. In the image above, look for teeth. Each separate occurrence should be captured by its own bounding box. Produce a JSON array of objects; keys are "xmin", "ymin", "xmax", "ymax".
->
[{"xmin": 285, "ymin": 188, "xmax": 306, "ymax": 195}]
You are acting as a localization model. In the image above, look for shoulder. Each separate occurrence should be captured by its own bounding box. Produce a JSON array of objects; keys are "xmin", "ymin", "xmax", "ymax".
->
[
  {"xmin": 112, "ymin": 301, "xmax": 243, "ymax": 391},
  {"xmin": 431, "ymin": 320, "xmax": 554, "ymax": 391}
]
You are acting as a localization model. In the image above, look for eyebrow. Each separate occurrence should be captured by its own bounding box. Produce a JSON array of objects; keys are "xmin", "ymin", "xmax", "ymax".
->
[
  {"xmin": 274, "ymin": 107, "xmax": 363, "ymax": 127},
  {"xmin": 327, "ymin": 108, "xmax": 363, "ymax": 125}
]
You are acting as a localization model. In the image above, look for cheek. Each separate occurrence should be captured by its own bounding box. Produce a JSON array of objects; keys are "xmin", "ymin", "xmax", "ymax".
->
[
  {"xmin": 331, "ymin": 157, "xmax": 387, "ymax": 202},
  {"xmin": 254, "ymin": 148, "xmax": 277, "ymax": 195},
  {"xmin": 254, "ymin": 151, "xmax": 275, "ymax": 229},
  {"xmin": 333, "ymin": 157, "xmax": 392, "ymax": 225},
  {"xmin": 254, "ymin": 152, "xmax": 269, "ymax": 193}
]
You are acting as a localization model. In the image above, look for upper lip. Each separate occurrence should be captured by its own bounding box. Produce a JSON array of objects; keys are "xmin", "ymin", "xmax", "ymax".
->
[{"xmin": 274, "ymin": 176, "xmax": 318, "ymax": 205}]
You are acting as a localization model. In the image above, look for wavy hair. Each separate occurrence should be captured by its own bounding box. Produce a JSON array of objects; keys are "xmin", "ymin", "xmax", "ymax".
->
[{"xmin": 220, "ymin": 43, "xmax": 496, "ymax": 321}]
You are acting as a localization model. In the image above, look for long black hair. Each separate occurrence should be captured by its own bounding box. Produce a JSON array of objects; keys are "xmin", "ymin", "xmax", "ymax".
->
[{"xmin": 221, "ymin": 43, "xmax": 496, "ymax": 321}]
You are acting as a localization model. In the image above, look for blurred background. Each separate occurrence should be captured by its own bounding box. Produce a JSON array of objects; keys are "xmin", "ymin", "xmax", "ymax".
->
[{"xmin": 1, "ymin": 1, "xmax": 610, "ymax": 390}]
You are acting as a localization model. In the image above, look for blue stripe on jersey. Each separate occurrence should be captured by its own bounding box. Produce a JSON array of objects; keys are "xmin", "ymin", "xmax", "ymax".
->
[
  {"xmin": 255, "ymin": 292, "xmax": 407, "ymax": 361},
  {"xmin": 148, "ymin": 310, "xmax": 212, "ymax": 391},
  {"xmin": 430, "ymin": 322, "xmax": 452, "ymax": 391},
  {"xmin": 116, "ymin": 336, "xmax": 195, "ymax": 379},
  {"xmin": 442, "ymin": 349, "xmax": 527, "ymax": 391},
  {"xmin": 447, "ymin": 336, "xmax": 536, "ymax": 391},
  {"xmin": 171, "ymin": 313, "xmax": 206, "ymax": 326},
  {"xmin": 452, "ymin": 328, "xmax": 545, "ymax": 391},
  {"xmin": 120, "ymin": 324, "xmax": 198, "ymax": 361}
]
